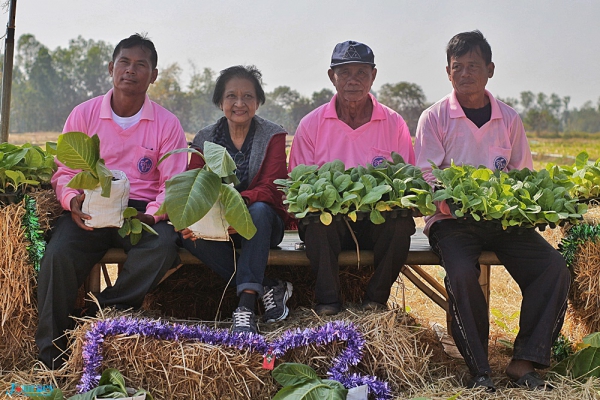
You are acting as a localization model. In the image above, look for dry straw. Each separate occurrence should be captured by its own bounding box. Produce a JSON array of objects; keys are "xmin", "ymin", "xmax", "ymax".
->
[{"xmin": 563, "ymin": 204, "xmax": 600, "ymax": 343}]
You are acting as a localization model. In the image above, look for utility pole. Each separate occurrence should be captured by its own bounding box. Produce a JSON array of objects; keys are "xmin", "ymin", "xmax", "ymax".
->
[{"xmin": 0, "ymin": 0, "xmax": 17, "ymax": 143}]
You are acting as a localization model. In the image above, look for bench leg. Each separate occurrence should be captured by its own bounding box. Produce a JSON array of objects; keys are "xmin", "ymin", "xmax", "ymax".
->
[{"xmin": 85, "ymin": 263, "xmax": 102, "ymax": 294}]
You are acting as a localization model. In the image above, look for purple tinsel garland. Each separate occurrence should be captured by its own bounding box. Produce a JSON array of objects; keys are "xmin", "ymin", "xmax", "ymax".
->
[{"xmin": 78, "ymin": 316, "xmax": 391, "ymax": 399}]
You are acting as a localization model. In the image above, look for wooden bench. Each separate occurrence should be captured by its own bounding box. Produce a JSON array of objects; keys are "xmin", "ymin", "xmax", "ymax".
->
[{"xmin": 86, "ymin": 228, "xmax": 500, "ymax": 329}]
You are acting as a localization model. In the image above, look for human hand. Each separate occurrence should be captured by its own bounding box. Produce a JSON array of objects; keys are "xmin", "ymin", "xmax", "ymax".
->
[
  {"xmin": 181, "ymin": 227, "xmax": 196, "ymax": 241},
  {"xmin": 135, "ymin": 212, "xmax": 156, "ymax": 226},
  {"xmin": 70, "ymin": 193, "xmax": 93, "ymax": 231}
]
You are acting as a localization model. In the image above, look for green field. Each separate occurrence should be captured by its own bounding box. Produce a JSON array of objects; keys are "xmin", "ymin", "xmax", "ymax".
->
[{"xmin": 529, "ymin": 137, "xmax": 600, "ymax": 170}]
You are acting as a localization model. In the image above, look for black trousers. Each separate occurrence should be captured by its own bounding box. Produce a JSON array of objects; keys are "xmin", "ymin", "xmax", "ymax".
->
[
  {"xmin": 299, "ymin": 215, "xmax": 415, "ymax": 305},
  {"xmin": 429, "ymin": 219, "xmax": 570, "ymax": 377},
  {"xmin": 36, "ymin": 213, "xmax": 180, "ymax": 369}
]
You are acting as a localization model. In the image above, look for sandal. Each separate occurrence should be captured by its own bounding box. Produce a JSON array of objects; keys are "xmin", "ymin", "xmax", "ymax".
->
[
  {"xmin": 467, "ymin": 373, "xmax": 496, "ymax": 392},
  {"xmin": 509, "ymin": 371, "xmax": 554, "ymax": 391}
]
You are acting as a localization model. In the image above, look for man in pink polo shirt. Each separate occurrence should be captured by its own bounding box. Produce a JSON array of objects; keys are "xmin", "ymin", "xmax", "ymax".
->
[
  {"xmin": 415, "ymin": 30, "xmax": 569, "ymax": 391},
  {"xmin": 36, "ymin": 34, "xmax": 188, "ymax": 369},
  {"xmin": 289, "ymin": 40, "xmax": 416, "ymax": 316}
]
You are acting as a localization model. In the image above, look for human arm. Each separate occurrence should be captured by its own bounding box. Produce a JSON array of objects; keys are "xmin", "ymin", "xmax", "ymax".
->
[
  {"xmin": 414, "ymin": 109, "xmax": 451, "ymax": 216},
  {"xmin": 145, "ymin": 118, "xmax": 188, "ymax": 222},
  {"xmin": 414, "ymin": 110, "xmax": 446, "ymax": 185},
  {"xmin": 240, "ymin": 133, "xmax": 288, "ymax": 207},
  {"xmin": 507, "ymin": 116, "xmax": 534, "ymax": 170}
]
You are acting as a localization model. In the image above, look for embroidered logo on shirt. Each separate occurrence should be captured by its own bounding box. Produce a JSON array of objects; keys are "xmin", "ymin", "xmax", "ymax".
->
[
  {"xmin": 493, "ymin": 156, "xmax": 508, "ymax": 170},
  {"xmin": 138, "ymin": 157, "xmax": 153, "ymax": 174},
  {"xmin": 372, "ymin": 156, "xmax": 386, "ymax": 167},
  {"xmin": 343, "ymin": 46, "xmax": 361, "ymax": 60}
]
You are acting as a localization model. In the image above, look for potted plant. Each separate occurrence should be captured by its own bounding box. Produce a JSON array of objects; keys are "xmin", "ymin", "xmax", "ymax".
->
[
  {"xmin": 271, "ymin": 362, "xmax": 348, "ymax": 399},
  {"xmin": 56, "ymin": 131, "xmax": 129, "ymax": 228},
  {"xmin": 156, "ymin": 141, "xmax": 256, "ymax": 240},
  {"xmin": 0, "ymin": 141, "xmax": 57, "ymax": 205}
]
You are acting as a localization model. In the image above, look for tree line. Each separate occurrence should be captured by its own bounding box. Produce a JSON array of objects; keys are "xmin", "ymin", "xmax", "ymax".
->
[{"xmin": 2, "ymin": 34, "xmax": 600, "ymax": 136}]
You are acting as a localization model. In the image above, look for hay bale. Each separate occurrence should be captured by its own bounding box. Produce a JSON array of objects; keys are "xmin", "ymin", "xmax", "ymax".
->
[
  {"xmin": 565, "ymin": 237, "xmax": 600, "ymax": 342},
  {"xmin": 55, "ymin": 308, "xmax": 432, "ymax": 399},
  {"xmin": 0, "ymin": 202, "xmax": 38, "ymax": 370}
]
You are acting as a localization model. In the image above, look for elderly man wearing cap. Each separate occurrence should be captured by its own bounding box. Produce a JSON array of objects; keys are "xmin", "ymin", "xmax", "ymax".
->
[{"xmin": 288, "ymin": 40, "xmax": 415, "ymax": 316}]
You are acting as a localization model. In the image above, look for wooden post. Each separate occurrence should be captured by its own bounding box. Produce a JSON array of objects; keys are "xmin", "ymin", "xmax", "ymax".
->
[{"xmin": 0, "ymin": 0, "xmax": 17, "ymax": 143}]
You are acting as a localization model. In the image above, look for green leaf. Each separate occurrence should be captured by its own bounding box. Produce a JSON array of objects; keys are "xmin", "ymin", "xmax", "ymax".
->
[
  {"xmin": 67, "ymin": 171, "xmax": 101, "ymax": 190},
  {"xmin": 552, "ymin": 346, "xmax": 600, "ymax": 379},
  {"xmin": 57, "ymin": 132, "xmax": 100, "ymax": 172},
  {"xmin": 370, "ymin": 209, "xmax": 385, "ymax": 224},
  {"xmin": 220, "ymin": 184, "xmax": 257, "ymax": 239},
  {"xmin": 117, "ymin": 220, "xmax": 131, "ymax": 238},
  {"xmin": 123, "ymin": 207, "xmax": 138, "ymax": 219},
  {"xmin": 96, "ymin": 159, "xmax": 113, "ymax": 198},
  {"xmin": 30, "ymin": 389, "xmax": 64, "ymax": 400},
  {"xmin": 583, "ymin": 332, "xmax": 600, "ymax": 348},
  {"xmin": 158, "ymin": 147, "xmax": 203, "ymax": 165},
  {"xmin": 98, "ymin": 368, "xmax": 127, "ymax": 393},
  {"xmin": 130, "ymin": 232, "xmax": 142, "ymax": 246},
  {"xmin": 130, "ymin": 218, "xmax": 143, "ymax": 234},
  {"xmin": 67, "ymin": 385, "xmax": 123, "ymax": 400},
  {"xmin": 204, "ymin": 141, "xmax": 237, "ymax": 178},
  {"xmin": 162, "ymin": 168, "xmax": 221, "ymax": 231},
  {"xmin": 272, "ymin": 363, "xmax": 319, "ymax": 387}
]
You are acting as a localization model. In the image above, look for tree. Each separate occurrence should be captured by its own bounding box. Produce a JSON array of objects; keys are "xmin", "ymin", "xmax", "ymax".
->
[{"xmin": 377, "ymin": 82, "xmax": 427, "ymax": 135}]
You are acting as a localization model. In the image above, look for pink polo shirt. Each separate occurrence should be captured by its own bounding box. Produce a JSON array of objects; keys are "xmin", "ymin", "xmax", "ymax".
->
[
  {"xmin": 52, "ymin": 89, "xmax": 188, "ymax": 221},
  {"xmin": 414, "ymin": 90, "xmax": 533, "ymax": 233},
  {"xmin": 289, "ymin": 93, "xmax": 414, "ymax": 170}
]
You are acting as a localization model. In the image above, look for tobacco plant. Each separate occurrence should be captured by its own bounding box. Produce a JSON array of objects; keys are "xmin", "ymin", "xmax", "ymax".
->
[
  {"xmin": 276, "ymin": 153, "xmax": 435, "ymax": 225},
  {"xmin": 432, "ymin": 162, "xmax": 586, "ymax": 230}
]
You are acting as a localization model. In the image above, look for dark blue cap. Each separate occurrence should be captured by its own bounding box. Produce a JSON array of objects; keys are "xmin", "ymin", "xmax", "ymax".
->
[{"xmin": 330, "ymin": 40, "xmax": 375, "ymax": 68}]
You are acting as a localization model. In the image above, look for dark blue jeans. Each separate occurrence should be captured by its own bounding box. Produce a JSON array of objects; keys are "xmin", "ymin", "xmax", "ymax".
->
[
  {"xmin": 182, "ymin": 202, "xmax": 284, "ymax": 297},
  {"xmin": 429, "ymin": 219, "xmax": 570, "ymax": 377}
]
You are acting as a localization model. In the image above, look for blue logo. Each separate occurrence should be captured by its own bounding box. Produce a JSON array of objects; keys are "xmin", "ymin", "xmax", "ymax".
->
[
  {"xmin": 494, "ymin": 156, "xmax": 508, "ymax": 170},
  {"xmin": 372, "ymin": 156, "xmax": 386, "ymax": 167},
  {"xmin": 138, "ymin": 157, "xmax": 153, "ymax": 174},
  {"xmin": 6, "ymin": 383, "xmax": 54, "ymax": 397}
]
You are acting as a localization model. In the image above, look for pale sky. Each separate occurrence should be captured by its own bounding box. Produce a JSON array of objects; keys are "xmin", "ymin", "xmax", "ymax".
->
[{"xmin": 10, "ymin": 0, "xmax": 600, "ymax": 109}]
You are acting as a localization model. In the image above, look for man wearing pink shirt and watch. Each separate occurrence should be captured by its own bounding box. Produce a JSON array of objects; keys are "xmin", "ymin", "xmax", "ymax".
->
[
  {"xmin": 415, "ymin": 30, "xmax": 569, "ymax": 391},
  {"xmin": 289, "ymin": 40, "xmax": 416, "ymax": 316},
  {"xmin": 36, "ymin": 34, "xmax": 188, "ymax": 369}
]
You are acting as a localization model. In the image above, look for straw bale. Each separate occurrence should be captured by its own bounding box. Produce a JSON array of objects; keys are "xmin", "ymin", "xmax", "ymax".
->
[
  {"xmin": 565, "ymin": 238, "xmax": 600, "ymax": 342},
  {"xmin": 0, "ymin": 202, "xmax": 38, "ymax": 370},
  {"xmin": 28, "ymin": 188, "xmax": 63, "ymax": 233},
  {"xmin": 51, "ymin": 307, "xmax": 431, "ymax": 399}
]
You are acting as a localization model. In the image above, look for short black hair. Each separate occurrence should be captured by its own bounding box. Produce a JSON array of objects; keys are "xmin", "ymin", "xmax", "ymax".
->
[
  {"xmin": 446, "ymin": 30, "xmax": 492, "ymax": 66},
  {"xmin": 212, "ymin": 65, "xmax": 266, "ymax": 107},
  {"xmin": 112, "ymin": 33, "xmax": 158, "ymax": 69}
]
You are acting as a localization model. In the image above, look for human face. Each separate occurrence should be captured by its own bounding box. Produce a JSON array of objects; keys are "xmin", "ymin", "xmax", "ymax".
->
[
  {"xmin": 446, "ymin": 49, "xmax": 494, "ymax": 99},
  {"xmin": 109, "ymin": 46, "xmax": 158, "ymax": 97},
  {"xmin": 328, "ymin": 63, "xmax": 377, "ymax": 103},
  {"xmin": 220, "ymin": 77, "xmax": 259, "ymax": 128}
]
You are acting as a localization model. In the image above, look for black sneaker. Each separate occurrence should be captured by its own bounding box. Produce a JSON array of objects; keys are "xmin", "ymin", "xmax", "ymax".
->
[
  {"xmin": 262, "ymin": 280, "xmax": 293, "ymax": 323},
  {"xmin": 231, "ymin": 306, "xmax": 258, "ymax": 334},
  {"xmin": 467, "ymin": 373, "xmax": 496, "ymax": 392}
]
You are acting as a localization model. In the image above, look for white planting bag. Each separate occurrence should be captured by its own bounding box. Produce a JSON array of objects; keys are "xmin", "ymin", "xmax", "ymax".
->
[
  {"xmin": 188, "ymin": 195, "xmax": 229, "ymax": 241},
  {"xmin": 82, "ymin": 169, "xmax": 130, "ymax": 228}
]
